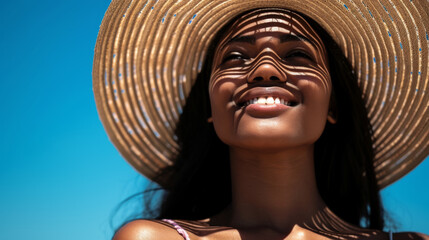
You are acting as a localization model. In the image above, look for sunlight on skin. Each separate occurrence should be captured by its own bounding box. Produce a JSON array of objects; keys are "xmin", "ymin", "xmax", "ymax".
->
[{"xmin": 209, "ymin": 10, "xmax": 331, "ymax": 151}]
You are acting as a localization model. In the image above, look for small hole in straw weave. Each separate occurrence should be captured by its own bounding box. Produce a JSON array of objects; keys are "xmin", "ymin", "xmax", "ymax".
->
[
  {"xmin": 143, "ymin": 111, "xmax": 151, "ymax": 123},
  {"xmin": 177, "ymin": 102, "xmax": 183, "ymax": 115},
  {"xmin": 128, "ymin": 128, "xmax": 134, "ymax": 135},
  {"xmin": 112, "ymin": 113, "xmax": 119, "ymax": 123},
  {"xmin": 138, "ymin": 118, "xmax": 147, "ymax": 129},
  {"xmin": 198, "ymin": 61, "xmax": 203, "ymax": 71},
  {"xmin": 179, "ymin": 86, "xmax": 184, "ymax": 100},
  {"xmin": 104, "ymin": 71, "xmax": 108, "ymax": 86}
]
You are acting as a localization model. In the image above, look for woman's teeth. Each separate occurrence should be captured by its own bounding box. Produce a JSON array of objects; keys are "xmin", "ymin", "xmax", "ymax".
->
[{"xmin": 245, "ymin": 97, "xmax": 295, "ymax": 106}]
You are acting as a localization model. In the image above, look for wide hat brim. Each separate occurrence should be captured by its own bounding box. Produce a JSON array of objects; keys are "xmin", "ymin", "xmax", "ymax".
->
[{"xmin": 93, "ymin": 0, "xmax": 429, "ymax": 188}]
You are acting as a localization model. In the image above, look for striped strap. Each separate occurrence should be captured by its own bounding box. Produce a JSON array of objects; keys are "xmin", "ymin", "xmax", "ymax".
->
[{"xmin": 162, "ymin": 219, "xmax": 191, "ymax": 240}]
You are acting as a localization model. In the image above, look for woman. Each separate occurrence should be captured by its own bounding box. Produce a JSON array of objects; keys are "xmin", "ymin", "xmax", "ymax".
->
[{"xmin": 93, "ymin": 1, "xmax": 429, "ymax": 239}]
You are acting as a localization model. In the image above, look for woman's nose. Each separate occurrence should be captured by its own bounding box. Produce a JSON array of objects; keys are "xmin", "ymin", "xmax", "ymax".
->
[{"xmin": 247, "ymin": 61, "xmax": 287, "ymax": 83}]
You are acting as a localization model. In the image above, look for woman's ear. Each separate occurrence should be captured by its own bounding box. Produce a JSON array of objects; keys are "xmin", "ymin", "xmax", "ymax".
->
[
  {"xmin": 327, "ymin": 112, "xmax": 337, "ymax": 124},
  {"xmin": 328, "ymin": 88, "xmax": 337, "ymax": 124}
]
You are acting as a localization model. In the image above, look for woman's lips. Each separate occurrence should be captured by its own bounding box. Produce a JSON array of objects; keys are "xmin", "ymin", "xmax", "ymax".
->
[
  {"xmin": 235, "ymin": 87, "xmax": 300, "ymax": 106},
  {"xmin": 234, "ymin": 87, "xmax": 301, "ymax": 118},
  {"xmin": 246, "ymin": 103, "xmax": 288, "ymax": 117},
  {"xmin": 242, "ymin": 96, "xmax": 298, "ymax": 107},
  {"xmin": 243, "ymin": 99, "xmax": 295, "ymax": 118},
  {"xmin": 235, "ymin": 86, "xmax": 300, "ymax": 106}
]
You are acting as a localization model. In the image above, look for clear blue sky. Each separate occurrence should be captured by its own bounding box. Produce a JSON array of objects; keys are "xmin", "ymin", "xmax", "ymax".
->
[{"xmin": 0, "ymin": 1, "xmax": 428, "ymax": 239}]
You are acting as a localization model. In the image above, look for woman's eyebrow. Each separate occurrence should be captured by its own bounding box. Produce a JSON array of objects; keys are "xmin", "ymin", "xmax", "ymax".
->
[
  {"xmin": 225, "ymin": 34, "xmax": 314, "ymax": 46},
  {"xmin": 227, "ymin": 35, "xmax": 256, "ymax": 44},
  {"xmin": 280, "ymin": 34, "xmax": 312, "ymax": 44}
]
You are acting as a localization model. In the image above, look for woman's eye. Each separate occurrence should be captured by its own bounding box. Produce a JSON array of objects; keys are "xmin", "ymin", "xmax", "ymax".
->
[
  {"xmin": 285, "ymin": 51, "xmax": 313, "ymax": 61},
  {"xmin": 222, "ymin": 52, "xmax": 246, "ymax": 63}
]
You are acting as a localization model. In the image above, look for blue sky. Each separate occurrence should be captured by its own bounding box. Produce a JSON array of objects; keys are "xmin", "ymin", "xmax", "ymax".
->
[{"xmin": 0, "ymin": 1, "xmax": 428, "ymax": 239}]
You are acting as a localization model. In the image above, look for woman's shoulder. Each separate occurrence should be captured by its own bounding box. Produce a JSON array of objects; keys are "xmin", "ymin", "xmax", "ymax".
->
[
  {"xmin": 113, "ymin": 219, "xmax": 186, "ymax": 240},
  {"xmin": 393, "ymin": 232, "xmax": 429, "ymax": 240},
  {"xmin": 113, "ymin": 218, "xmax": 236, "ymax": 240},
  {"xmin": 112, "ymin": 219, "xmax": 429, "ymax": 240}
]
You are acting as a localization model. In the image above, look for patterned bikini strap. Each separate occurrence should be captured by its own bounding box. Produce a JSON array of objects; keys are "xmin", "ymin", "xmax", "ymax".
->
[
  {"xmin": 162, "ymin": 219, "xmax": 191, "ymax": 240},
  {"xmin": 162, "ymin": 219, "xmax": 392, "ymax": 240}
]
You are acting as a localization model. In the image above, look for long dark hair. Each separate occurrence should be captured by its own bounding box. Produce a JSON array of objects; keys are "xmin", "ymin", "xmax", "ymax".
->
[{"xmin": 132, "ymin": 9, "xmax": 384, "ymax": 230}]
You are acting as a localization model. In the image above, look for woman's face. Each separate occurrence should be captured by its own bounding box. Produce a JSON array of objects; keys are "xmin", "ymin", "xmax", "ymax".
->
[{"xmin": 209, "ymin": 10, "xmax": 331, "ymax": 152}]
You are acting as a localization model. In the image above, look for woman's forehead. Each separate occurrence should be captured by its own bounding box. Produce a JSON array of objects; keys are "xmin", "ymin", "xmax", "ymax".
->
[
  {"xmin": 219, "ymin": 9, "xmax": 323, "ymax": 49},
  {"xmin": 225, "ymin": 10, "xmax": 319, "ymax": 40},
  {"xmin": 236, "ymin": 9, "xmax": 302, "ymax": 28}
]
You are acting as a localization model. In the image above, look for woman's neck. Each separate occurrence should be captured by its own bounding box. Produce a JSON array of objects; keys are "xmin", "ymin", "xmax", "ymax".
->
[{"xmin": 216, "ymin": 145, "xmax": 326, "ymax": 233}]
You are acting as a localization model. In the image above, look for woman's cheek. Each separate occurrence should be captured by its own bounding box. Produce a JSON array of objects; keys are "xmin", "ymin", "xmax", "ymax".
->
[
  {"xmin": 301, "ymin": 82, "xmax": 331, "ymax": 140},
  {"xmin": 209, "ymin": 81, "xmax": 235, "ymax": 144}
]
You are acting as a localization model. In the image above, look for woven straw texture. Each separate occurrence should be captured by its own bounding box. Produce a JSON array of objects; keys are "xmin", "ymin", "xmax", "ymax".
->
[{"xmin": 93, "ymin": 0, "xmax": 429, "ymax": 188}]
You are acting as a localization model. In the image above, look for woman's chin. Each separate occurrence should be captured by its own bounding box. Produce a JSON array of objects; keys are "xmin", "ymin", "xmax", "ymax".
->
[{"xmin": 225, "ymin": 134, "xmax": 316, "ymax": 153}]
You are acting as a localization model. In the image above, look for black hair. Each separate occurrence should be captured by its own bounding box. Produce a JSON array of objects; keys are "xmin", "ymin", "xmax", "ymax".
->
[
  {"xmin": 122, "ymin": 9, "xmax": 385, "ymax": 230},
  {"xmin": 304, "ymin": 16, "xmax": 384, "ymax": 229}
]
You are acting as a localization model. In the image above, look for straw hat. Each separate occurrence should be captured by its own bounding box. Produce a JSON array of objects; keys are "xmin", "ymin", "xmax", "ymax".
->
[{"xmin": 93, "ymin": 0, "xmax": 428, "ymax": 188}]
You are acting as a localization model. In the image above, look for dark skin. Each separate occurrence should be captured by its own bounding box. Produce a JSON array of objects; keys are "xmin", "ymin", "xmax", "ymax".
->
[{"xmin": 113, "ymin": 10, "xmax": 429, "ymax": 240}]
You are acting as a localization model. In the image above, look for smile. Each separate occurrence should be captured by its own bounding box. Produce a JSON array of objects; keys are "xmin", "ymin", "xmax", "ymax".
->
[
  {"xmin": 235, "ymin": 87, "xmax": 301, "ymax": 109},
  {"xmin": 243, "ymin": 96, "xmax": 298, "ymax": 107}
]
